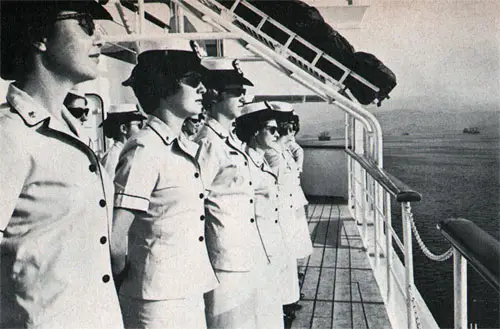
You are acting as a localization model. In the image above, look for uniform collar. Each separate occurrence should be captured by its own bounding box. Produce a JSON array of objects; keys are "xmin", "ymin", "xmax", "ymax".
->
[
  {"xmin": 7, "ymin": 83, "xmax": 83, "ymax": 137},
  {"xmin": 146, "ymin": 115, "xmax": 177, "ymax": 145},
  {"xmin": 205, "ymin": 116, "xmax": 229, "ymax": 139},
  {"xmin": 205, "ymin": 116, "xmax": 244, "ymax": 149},
  {"xmin": 245, "ymin": 145, "xmax": 276, "ymax": 178},
  {"xmin": 178, "ymin": 133, "xmax": 199, "ymax": 158}
]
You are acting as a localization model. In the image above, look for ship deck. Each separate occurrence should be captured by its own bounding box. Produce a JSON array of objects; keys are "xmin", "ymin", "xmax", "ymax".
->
[{"xmin": 291, "ymin": 197, "xmax": 393, "ymax": 329}]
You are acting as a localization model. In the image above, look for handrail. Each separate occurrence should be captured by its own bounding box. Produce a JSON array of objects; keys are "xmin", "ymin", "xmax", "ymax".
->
[
  {"xmin": 438, "ymin": 218, "xmax": 500, "ymax": 292},
  {"xmin": 345, "ymin": 148, "xmax": 421, "ymax": 202},
  {"xmin": 172, "ymin": 0, "xmax": 384, "ymax": 166}
]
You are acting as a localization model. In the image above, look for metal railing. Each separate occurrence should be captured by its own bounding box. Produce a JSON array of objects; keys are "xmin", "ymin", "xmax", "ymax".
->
[
  {"xmin": 344, "ymin": 112, "xmax": 455, "ymax": 328},
  {"xmin": 345, "ymin": 143, "xmax": 425, "ymax": 329},
  {"xmin": 438, "ymin": 218, "xmax": 500, "ymax": 329},
  {"xmin": 102, "ymin": 2, "xmax": 468, "ymax": 327}
]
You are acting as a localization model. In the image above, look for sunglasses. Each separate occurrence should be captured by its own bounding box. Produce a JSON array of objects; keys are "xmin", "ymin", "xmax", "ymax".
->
[
  {"xmin": 179, "ymin": 72, "xmax": 203, "ymax": 88},
  {"xmin": 68, "ymin": 107, "xmax": 90, "ymax": 119},
  {"xmin": 263, "ymin": 126, "xmax": 278, "ymax": 135},
  {"xmin": 55, "ymin": 13, "xmax": 96, "ymax": 36},
  {"xmin": 129, "ymin": 121, "xmax": 144, "ymax": 129},
  {"xmin": 222, "ymin": 88, "xmax": 246, "ymax": 97},
  {"xmin": 278, "ymin": 126, "xmax": 295, "ymax": 136}
]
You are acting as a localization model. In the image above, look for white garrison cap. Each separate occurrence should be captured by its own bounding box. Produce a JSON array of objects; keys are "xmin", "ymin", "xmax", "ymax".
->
[
  {"xmin": 240, "ymin": 101, "xmax": 273, "ymax": 116},
  {"xmin": 269, "ymin": 101, "xmax": 294, "ymax": 112},
  {"xmin": 108, "ymin": 104, "xmax": 141, "ymax": 114}
]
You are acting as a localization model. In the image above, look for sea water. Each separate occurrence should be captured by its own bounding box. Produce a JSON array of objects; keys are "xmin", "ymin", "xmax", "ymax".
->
[{"xmin": 384, "ymin": 133, "xmax": 500, "ymax": 328}]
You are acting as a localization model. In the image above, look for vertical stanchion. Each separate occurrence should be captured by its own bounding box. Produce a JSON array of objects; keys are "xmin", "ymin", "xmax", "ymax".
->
[
  {"xmin": 373, "ymin": 178, "xmax": 379, "ymax": 266},
  {"xmin": 402, "ymin": 202, "xmax": 415, "ymax": 329},
  {"xmin": 454, "ymin": 248, "xmax": 467, "ymax": 329},
  {"xmin": 385, "ymin": 192, "xmax": 392, "ymax": 302},
  {"xmin": 361, "ymin": 169, "xmax": 367, "ymax": 240}
]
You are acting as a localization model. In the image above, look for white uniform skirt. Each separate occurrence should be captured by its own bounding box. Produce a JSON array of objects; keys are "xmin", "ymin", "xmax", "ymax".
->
[
  {"xmin": 292, "ymin": 206, "xmax": 313, "ymax": 259},
  {"xmin": 204, "ymin": 269, "xmax": 260, "ymax": 329},
  {"xmin": 280, "ymin": 255, "xmax": 300, "ymax": 305},
  {"xmin": 119, "ymin": 294, "xmax": 206, "ymax": 329},
  {"xmin": 255, "ymin": 260, "xmax": 287, "ymax": 329}
]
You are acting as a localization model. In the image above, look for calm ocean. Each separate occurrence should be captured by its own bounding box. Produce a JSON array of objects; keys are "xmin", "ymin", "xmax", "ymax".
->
[{"xmin": 384, "ymin": 133, "xmax": 500, "ymax": 328}]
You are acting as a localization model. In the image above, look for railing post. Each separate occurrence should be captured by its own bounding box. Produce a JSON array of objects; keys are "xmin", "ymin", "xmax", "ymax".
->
[
  {"xmin": 402, "ymin": 202, "xmax": 416, "ymax": 329},
  {"xmin": 454, "ymin": 248, "xmax": 467, "ymax": 329},
  {"xmin": 362, "ymin": 169, "xmax": 368, "ymax": 239},
  {"xmin": 373, "ymin": 178, "xmax": 379, "ymax": 266},
  {"xmin": 385, "ymin": 192, "xmax": 392, "ymax": 301}
]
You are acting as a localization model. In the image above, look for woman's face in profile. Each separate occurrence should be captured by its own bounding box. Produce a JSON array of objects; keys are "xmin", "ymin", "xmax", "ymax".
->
[{"xmin": 255, "ymin": 119, "xmax": 279, "ymax": 150}]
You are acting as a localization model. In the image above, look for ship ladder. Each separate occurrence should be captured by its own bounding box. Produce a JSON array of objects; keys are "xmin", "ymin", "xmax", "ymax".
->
[{"xmin": 172, "ymin": 0, "xmax": 384, "ymax": 166}]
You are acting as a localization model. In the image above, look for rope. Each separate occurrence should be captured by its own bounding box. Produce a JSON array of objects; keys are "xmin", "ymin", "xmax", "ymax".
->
[{"xmin": 406, "ymin": 207, "xmax": 453, "ymax": 262}]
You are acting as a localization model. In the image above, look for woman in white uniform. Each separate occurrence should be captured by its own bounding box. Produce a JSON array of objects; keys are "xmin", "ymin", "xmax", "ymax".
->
[
  {"xmin": 111, "ymin": 39, "xmax": 218, "ymax": 329},
  {"xmin": 0, "ymin": 2, "xmax": 124, "ymax": 328},
  {"xmin": 234, "ymin": 102, "xmax": 295, "ymax": 329},
  {"xmin": 263, "ymin": 103, "xmax": 313, "ymax": 322},
  {"xmin": 194, "ymin": 58, "xmax": 269, "ymax": 329}
]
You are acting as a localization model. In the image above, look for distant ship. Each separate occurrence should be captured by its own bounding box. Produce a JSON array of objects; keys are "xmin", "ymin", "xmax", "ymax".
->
[
  {"xmin": 463, "ymin": 127, "xmax": 480, "ymax": 134},
  {"xmin": 318, "ymin": 131, "xmax": 332, "ymax": 141}
]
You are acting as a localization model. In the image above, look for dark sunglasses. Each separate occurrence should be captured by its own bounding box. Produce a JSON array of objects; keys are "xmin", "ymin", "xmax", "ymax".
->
[
  {"xmin": 263, "ymin": 126, "xmax": 278, "ymax": 135},
  {"xmin": 68, "ymin": 107, "xmax": 90, "ymax": 119},
  {"xmin": 188, "ymin": 114, "xmax": 205, "ymax": 124},
  {"xmin": 55, "ymin": 13, "xmax": 96, "ymax": 36},
  {"xmin": 222, "ymin": 88, "xmax": 246, "ymax": 97},
  {"xmin": 128, "ymin": 121, "xmax": 144, "ymax": 129},
  {"xmin": 278, "ymin": 126, "xmax": 295, "ymax": 136},
  {"xmin": 179, "ymin": 72, "xmax": 203, "ymax": 88}
]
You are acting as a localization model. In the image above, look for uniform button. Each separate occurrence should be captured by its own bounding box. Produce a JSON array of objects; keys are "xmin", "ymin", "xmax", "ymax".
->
[
  {"xmin": 290, "ymin": 205, "xmax": 293, "ymax": 208},
  {"xmin": 249, "ymin": 199, "xmax": 253, "ymax": 204},
  {"xmin": 275, "ymin": 220, "xmax": 278, "ymax": 223},
  {"xmin": 102, "ymin": 274, "xmax": 110, "ymax": 283},
  {"xmin": 89, "ymin": 164, "xmax": 97, "ymax": 172},
  {"xmin": 194, "ymin": 172, "xmax": 200, "ymax": 178},
  {"xmin": 200, "ymin": 215, "xmax": 205, "ymax": 221},
  {"xmin": 249, "ymin": 181, "xmax": 252, "ymax": 186},
  {"xmin": 99, "ymin": 199, "xmax": 107, "ymax": 207},
  {"xmin": 250, "ymin": 218, "xmax": 255, "ymax": 223},
  {"xmin": 275, "ymin": 208, "xmax": 278, "ymax": 211},
  {"xmin": 199, "ymin": 193, "xmax": 204, "ymax": 199},
  {"xmin": 100, "ymin": 236, "xmax": 107, "ymax": 244},
  {"xmin": 290, "ymin": 193, "xmax": 293, "ymax": 197},
  {"xmin": 244, "ymin": 162, "xmax": 248, "ymax": 166},
  {"xmin": 199, "ymin": 236, "xmax": 204, "ymax": 242}
]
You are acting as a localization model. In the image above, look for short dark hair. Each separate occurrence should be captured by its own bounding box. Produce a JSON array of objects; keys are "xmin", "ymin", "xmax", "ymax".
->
[
  {"xmin": 235, "ymin": 111, "xmax": 278, "ymax": 143},
  {"xmin": 1, "ymin": 1, "xmax": 111, "ymax": 80},
  {"xmin": 64, "ymin": 93, "xmax": 88, "ymax": 107},
  {"xmin": 123, "ymin": 50, "xmax": 204, "ymax": 114}
]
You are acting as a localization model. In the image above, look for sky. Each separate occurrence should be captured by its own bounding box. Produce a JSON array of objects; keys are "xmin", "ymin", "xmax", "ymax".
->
[
  {"xmin": 0, "ymin": 0, "xmax": 498, "ymax": 114},
  {"xmin": 336, "ymin": 0, "xmax": 500, "ymax": 112}
]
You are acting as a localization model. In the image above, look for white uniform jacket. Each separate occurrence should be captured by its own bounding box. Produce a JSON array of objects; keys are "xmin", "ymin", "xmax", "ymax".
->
[
  {"xmin": 0, "ymin": 84, "xmax": 123, "ymax": 329},
  {"xmin": 194, "ymin": 117, "xmax": 268, "ymax": 271},
  {"xmin": 114, "ymin": 115, "xmax": 218, "ymax": 300}
]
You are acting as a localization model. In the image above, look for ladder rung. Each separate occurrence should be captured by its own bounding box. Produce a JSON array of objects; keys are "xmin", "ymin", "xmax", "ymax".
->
[
  {"xmin": 256, "ymin": 15, "xmax": 268, "ymax": 30},
  {"xmin": 182, "ymin": 0, "xmax": 381, "ymax": 101}
]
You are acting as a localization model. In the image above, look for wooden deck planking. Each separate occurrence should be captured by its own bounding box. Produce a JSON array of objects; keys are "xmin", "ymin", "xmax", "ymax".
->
[{"xmin": 291, "ymin": 197, "xmax": 392, "ymax": 329}]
